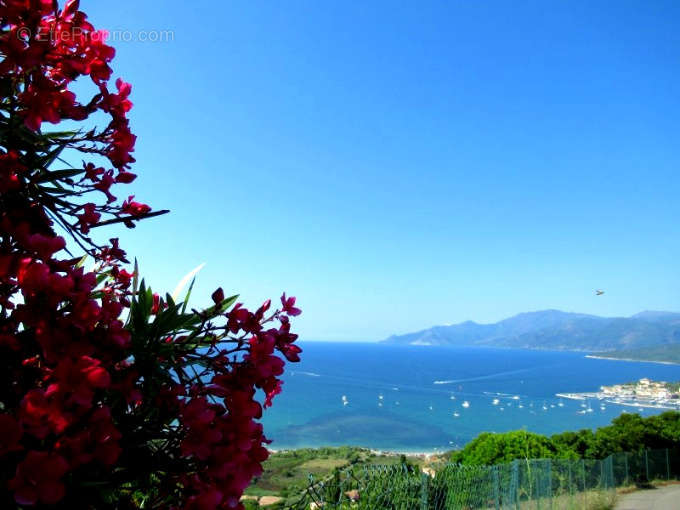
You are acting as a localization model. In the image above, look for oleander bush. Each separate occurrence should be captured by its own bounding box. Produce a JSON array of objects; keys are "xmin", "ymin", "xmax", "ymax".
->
[{"xmin": 0, "ymin": 1, "xmax": 301, "ymax": 508}]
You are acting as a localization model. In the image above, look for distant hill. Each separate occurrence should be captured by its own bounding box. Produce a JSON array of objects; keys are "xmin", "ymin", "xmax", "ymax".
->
[
  {"xmin": 383, "ymin": 310, "xmax": 680, "ymax": 352},
  {"xmin": 592, "ymin": 344, "xmax": 680, "ymax": 364}
]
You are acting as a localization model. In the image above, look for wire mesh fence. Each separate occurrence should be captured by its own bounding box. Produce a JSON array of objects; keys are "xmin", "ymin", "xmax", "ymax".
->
[{"xmin": 284, "ymin": 448, "xmax": 678, "ymax": 509}]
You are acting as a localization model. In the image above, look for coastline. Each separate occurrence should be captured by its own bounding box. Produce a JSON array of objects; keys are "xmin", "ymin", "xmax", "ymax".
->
[
  {"xmin": 585, "ymin": 355, "xmax": 680, "ymax": 366},
  {"xmin": 267, "ymin": 446, "xmax": 448, "ymax": 458}
]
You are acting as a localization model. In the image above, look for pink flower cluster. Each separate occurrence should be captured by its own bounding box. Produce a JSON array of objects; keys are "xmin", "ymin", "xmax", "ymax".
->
[{"xmin": 0, "ymin": 2, "xmax": 302, "ymax": 509}]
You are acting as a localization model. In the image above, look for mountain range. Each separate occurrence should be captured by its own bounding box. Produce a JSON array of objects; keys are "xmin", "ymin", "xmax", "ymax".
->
[{"xmin": 383, "ymin": 310, "xmax": 680, "ymax": 352}]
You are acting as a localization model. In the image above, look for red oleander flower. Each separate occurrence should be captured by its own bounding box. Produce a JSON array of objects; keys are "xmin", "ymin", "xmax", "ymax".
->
[
  {"xmin": 56, "ymin": 406, "xmax": 122, "ymax": 468},
  {"xmin": 20, "ymin": 389, "xmax": 71, "ymax": 439},
  {"xmin": 25, "ymin": 233, "xmax": 66, "ymax": 260},
  {"xmin": 84, "ymin": 162, "xmax": 105, "ymax": 181},
  {"xmin": 115, "ymin": 170, "xmax": 137, "ymax": 183},
  {"xmin": 0, "ymin": 414, "xmax": 23, "ymax": 457},
  {"xmin": 9, "ymin": 451, "xmax": 69, "ymax": 505},
  {"xmin": 50, "ymin": 356, "xmax": 111, "ymax": 407},
  {"xmin": 122, "ymin": 195, "xmax": 151, "ymax": 216},
  {"xmin": 281, "ymin": 292, "xmax": 302, "ymax": 316},
  {"xmin": 212, "ymin": 287, "xmax": 225, "ymax": 304},
  {"xmin": 77, "ymin": 203, "xmax": 101, "ymax": 233}
]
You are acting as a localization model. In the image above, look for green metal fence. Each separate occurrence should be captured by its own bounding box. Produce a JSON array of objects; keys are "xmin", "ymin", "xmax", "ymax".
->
[{"xmin": 286, "ymin": 448, "xmax": 678, "ymax": 509}]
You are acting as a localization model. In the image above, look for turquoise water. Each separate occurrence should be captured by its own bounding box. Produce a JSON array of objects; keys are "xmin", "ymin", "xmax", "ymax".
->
[{"xmin": 260, "ymin": 343, "xmax": 680, "ymax": 452}]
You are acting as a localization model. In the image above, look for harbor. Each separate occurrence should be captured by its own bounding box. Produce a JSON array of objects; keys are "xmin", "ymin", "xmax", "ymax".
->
[{"xmin": 557, "ymin": 378, "xmax": 680, "ymax": 410}]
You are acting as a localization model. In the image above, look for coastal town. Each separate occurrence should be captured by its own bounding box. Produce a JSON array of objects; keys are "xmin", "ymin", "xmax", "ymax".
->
[{"xmin": 557, "ymin": 378, "xmax": 680, "ymax": 410}]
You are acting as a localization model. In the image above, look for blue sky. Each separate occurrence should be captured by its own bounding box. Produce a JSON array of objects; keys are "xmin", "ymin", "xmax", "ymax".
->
[{"xmin": 83, "ymin": 1, "xmax": 680, "ymax": 340}]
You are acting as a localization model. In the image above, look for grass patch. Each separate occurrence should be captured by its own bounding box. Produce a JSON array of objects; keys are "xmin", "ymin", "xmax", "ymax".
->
[{"xmin": 299, "ymin": 458, "xmax": 349, "ymax": 471}]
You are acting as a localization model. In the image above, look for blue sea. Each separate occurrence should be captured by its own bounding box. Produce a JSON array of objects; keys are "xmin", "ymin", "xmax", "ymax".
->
[{"xmin": 260, "ymin": 342, "xmax": 680, "ymax": 452}]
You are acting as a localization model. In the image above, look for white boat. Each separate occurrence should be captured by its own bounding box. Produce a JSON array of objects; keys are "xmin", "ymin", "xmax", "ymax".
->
[
  {"xmin": 512, "ymin": 395, "xmax": 520, "ymax": 400},
  {"xmin": 492, "ymin": 398, "xmax": 500, "ymax": 405},
  {"xmin": 462, "ymin": 401, "xmax": 470, "ymax": 408},
  {"xmin": 453, "ymin": 412, "xmax": 460, "ymax": 417}
]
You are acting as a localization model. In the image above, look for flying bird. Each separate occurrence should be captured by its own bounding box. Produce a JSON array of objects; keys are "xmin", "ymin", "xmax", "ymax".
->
[{"xmin": 595, "ymin": 289, "xmax": 604, "ymax": 296}]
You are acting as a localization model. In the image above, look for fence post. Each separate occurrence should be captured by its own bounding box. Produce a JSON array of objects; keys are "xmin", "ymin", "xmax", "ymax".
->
[
  {"xmin": 513, "ymin": 460, "xmax": 520, "ymax": 510},
  {"xmin": 582, "ymin": 459, "xmax": 586, "ymax": 509},
  {"xmin": 567, "ymin": 460, "xmax": 574, "ymax": 503},
  {"xmin": 568, "ymin": 459, "xmax": 573, "ymax": 500},
  {"xmin": 493, "ymin": 466, "xmax": 500, "ymax": 510},
  {"xmin": 547, "ymin": 459, "xmax": 553, "ymax": 510},
  {"xmin": 645, "ymin": 450, "xmax": 650, "ymax": 481},
  {"xmin": 534, "ymin": 460, "xmax": 541, "ymax": 510},
  {"xmin": 420, "ymin": 472, "xmax": 428, "ymax": 510},
  {"xmin": 666, "ymin": 449, "xmax": 671, "ymax": 481}
]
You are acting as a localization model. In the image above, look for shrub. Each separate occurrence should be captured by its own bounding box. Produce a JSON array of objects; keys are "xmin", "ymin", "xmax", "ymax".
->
[{"xmin": 0, "ymin": 2, "xmax": 302, "ymax": 508}]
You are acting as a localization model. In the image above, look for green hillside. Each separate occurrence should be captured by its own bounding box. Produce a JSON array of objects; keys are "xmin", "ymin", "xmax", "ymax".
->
[{"xmin": 593, "ymin": 344, "xmax": 680, "ymax": 364}]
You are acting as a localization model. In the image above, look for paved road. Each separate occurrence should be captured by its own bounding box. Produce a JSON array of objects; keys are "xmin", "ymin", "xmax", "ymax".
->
[{"xmin": 615, "ymin": 485, "xmax": 680, "ymax": 510}]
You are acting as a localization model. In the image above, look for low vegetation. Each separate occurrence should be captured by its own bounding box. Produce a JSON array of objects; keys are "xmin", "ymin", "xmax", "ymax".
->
[
  {"xmin": 243, "ymin": 412, "xmax": 680, "ymax": 507},
  {"xmin": 451, "ymin": 410, "xmax": 680, "ymax": 465},
  {"xmin": 243, "ymin": 447, "xmax": 437, "ymax": 506}
]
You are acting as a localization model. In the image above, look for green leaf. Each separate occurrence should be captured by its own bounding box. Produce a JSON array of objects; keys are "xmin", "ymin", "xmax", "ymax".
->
[
  {"xmin": 95, "ymin": 272, "xmax": 109, "ymax": 286},
  {"xmin": 183, "ymin": 294, "xmax": 239, "ymax": 327},
  {"xmin": 43, "ymin": 129, "xmax": 81, "ymax": 139},
  {"xmin": 133, "ymin": 258, "xmax": 139, "ymax": 294},
  {"xmin": 180, "ymin": 277, "xmax": 196, "ymax": 314},
  {"xmin": 75, "ymin": 254, "xmax": 88, "ymax": 269},
  {"xmin": 33, "ymin": 167, "xmax": 85, "ymax": 183},
  {"xmin": 36, "ymin": 144, "xmax": 66, "ymax": 169},
  {"xmin": 36, "ymin": 186, "xmax": 80, "ymax": 196},
  {"xmin": 212, "ymin": 294, "xmax": 239, "ymax": 315},
  {"xmin": 171, "ymin": 263, "xmax": 205, "ymax": 301}
]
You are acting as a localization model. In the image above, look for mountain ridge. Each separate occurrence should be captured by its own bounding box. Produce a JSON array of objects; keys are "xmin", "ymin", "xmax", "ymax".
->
[{"xmin": 383, "ymin": 310, "xmax": 680, "ymax": 351}]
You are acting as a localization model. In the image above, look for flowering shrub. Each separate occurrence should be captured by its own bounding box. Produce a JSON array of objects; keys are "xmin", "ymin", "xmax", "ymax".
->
[{"xmin": 0, "ymin": 1, "xmax": 301, "ymax": 509}]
